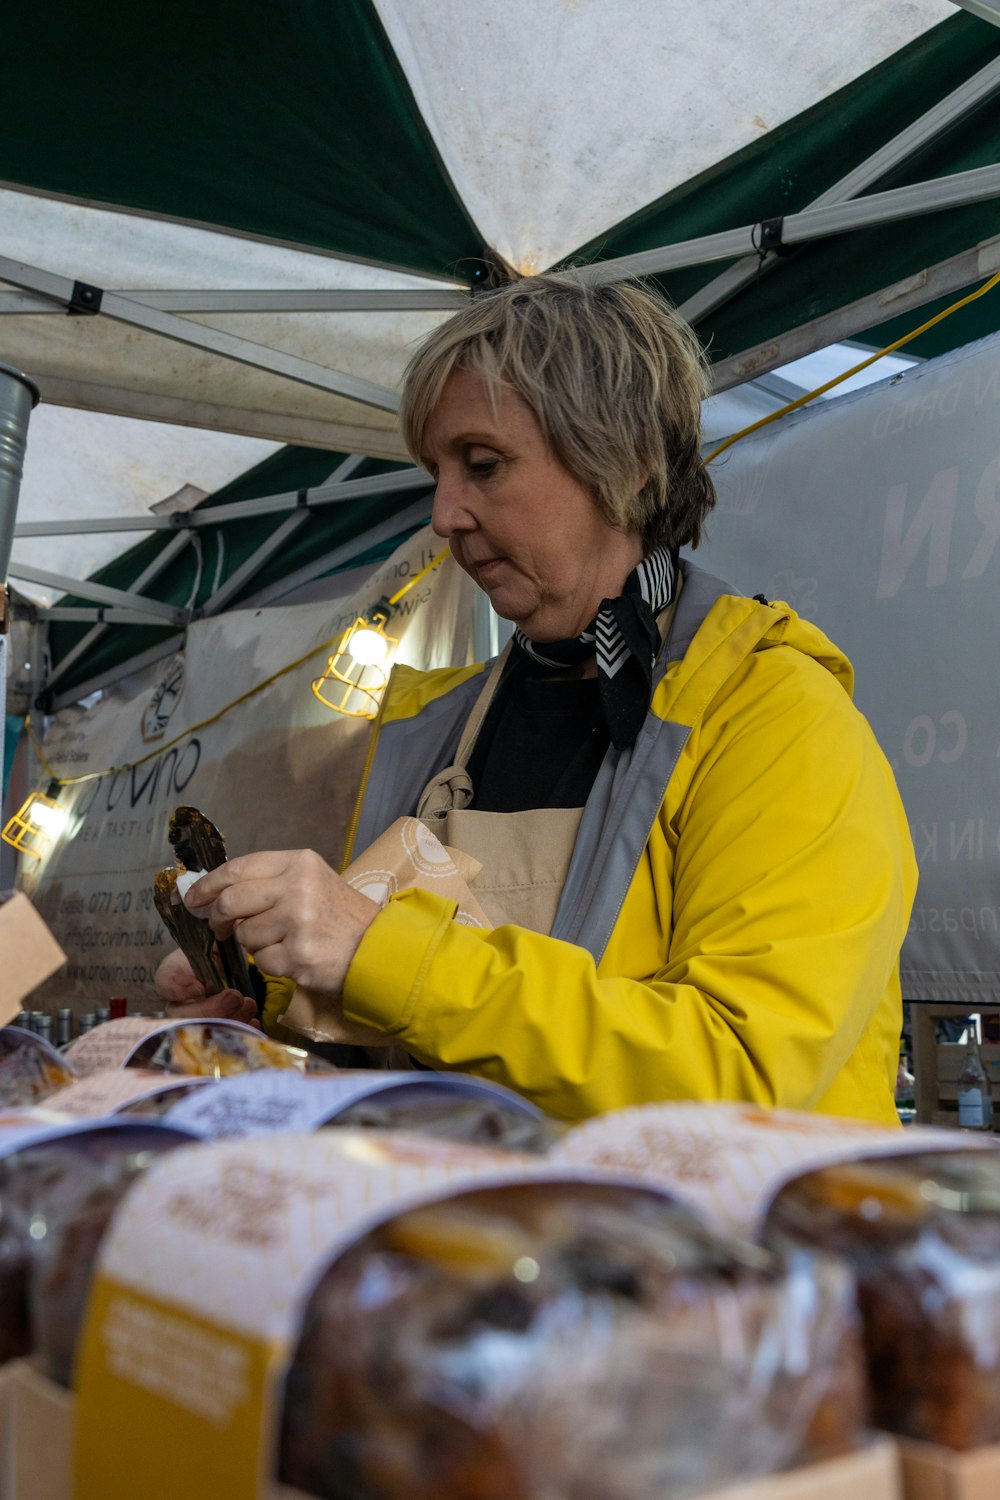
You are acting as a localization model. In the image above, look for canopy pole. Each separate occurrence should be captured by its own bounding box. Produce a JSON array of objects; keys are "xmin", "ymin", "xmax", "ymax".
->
[
  {"xmin": 0, "ymin": 364, "xmax": 39, "ymax": 584},
  {"xmin": 0, "ymin": 363, "xmax": 39, "ymax": 819}
]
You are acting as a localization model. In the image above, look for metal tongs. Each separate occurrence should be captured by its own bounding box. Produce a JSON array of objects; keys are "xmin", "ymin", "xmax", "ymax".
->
[{"xmin": 153, "ymin": 805, "xmax": 256, "ymax": 1000}]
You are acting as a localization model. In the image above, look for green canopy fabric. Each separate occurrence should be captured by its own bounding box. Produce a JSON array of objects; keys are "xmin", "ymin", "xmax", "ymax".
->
[{"xmin": 1, "ymin": 0, "xmax": 998, "ymax": 695}]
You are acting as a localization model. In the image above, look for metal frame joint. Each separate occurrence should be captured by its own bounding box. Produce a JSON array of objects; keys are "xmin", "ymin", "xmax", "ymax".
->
[
  {"xmin": 755, "ymin": 218, "xmax": 792, "ymax": 258},
  {"xmin": 68, "ymin": 281, "xmax": 103, "ymax": 316}
]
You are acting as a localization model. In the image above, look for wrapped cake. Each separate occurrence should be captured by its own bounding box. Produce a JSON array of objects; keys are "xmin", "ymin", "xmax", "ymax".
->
[
  {"xmin": 0, "ymin": 1120, "xmax": 195, "ymax": 1378},
  {"xmin": 279, "ymin": 1177, "xmax": 866, "ymax": 1500},
  {"xmin": 330, "ymin": 1080, "xmax": 556, "ymax": 1151},
  {"xmin": 762, "ymin": 1146, "xmax": 1000, "ymax": 1449},
  {"xmin": 126, "ymin": 1020, "xmax": 318, "ymax": 1076},
  {"xmin": 72, "ymin": 1131, "xmax": 870, "ymax": 1500},
  {"xmin": 166, "ymin": 1069, "xmax": 556, "ymax": 1152},
  {"xmin": 0, "ymin": 1025, "xmax": 76, "ymax": 1105}
]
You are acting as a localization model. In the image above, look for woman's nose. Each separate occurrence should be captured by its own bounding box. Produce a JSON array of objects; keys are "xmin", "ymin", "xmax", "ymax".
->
[{"xmin": 431, "ymin": 476, "xmax": 475, "ymax": 538}]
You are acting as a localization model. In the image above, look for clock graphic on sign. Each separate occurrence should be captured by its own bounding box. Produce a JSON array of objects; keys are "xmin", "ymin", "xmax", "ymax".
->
[{"xmin": 141, "ymin": 654, "xmax": 186, "ymax": 742}]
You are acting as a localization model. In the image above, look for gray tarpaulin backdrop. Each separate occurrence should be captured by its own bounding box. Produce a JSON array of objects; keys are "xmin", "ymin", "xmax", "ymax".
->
[{"xmin": 697, "ymin": 333, "xmax": 1000, "ymax": 1005}]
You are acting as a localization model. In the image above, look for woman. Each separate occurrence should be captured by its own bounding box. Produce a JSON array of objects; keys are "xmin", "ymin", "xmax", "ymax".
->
[{"xmin": 158, "ymin": 273, "xmax": 917, "ymax": 1124}]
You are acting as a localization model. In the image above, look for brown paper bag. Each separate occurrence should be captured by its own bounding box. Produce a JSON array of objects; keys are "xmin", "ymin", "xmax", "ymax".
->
[{"xmin": 282, "ymin": 818, "xmax": 494, "ymax": 1049}]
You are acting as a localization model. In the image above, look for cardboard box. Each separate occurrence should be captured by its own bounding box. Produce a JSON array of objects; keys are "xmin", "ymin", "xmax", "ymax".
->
[
  {"xmin": 897, "ymin": 1436, "xmax": 1000, "ymax": 1500},
  {"xmin": 0, "ymin": 893, "xmax": 66, "ymax": 1023},
  {"xmin": 3, "ymin": 1358, "xmax": 900, "ymax": 1500},
  {"xmin": 0, "ymin": 1361, "xmax": 15, "ymax": 1500}
]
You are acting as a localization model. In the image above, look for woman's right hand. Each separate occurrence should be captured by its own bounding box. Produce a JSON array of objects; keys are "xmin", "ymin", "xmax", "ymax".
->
[{"xmin": 152, "ymin": 948, "xmax": 259, "ymax": 1026}]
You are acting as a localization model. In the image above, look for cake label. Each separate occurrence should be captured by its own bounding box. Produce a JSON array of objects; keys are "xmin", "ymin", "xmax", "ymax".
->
[
  {"xmin": 73, "ymin": 1131, "xmax": 554, "ymax": 1499},
  {"xmin": 64, "ymin": 1016, "xmax": 262, "ymax": 1075},
  {"xmin": 551, "ymin": 1101, "xmax": 998, "ymax": 1238},
  {"xmin": 165, "ymin": 1067, "xmax": 541, "ymax": 1139},
  {"xmin": 44, "ymin": 1068, "xmax": 216, "ymax": 1117}
]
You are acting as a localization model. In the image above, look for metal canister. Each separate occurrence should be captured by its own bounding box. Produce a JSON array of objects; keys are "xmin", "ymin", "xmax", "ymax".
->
[
  {"xmin": 0, "ymin": 363, "xmax": 40, "ymax": 582},
  {"xmin": 56, "ymin": 1008, "xmax": 74, "ymax": 1047},
  {"xmin": 78, "ymin": 1013, "xmax": 96, "ymax": 1035},
  {"xmin": 36, "ymin": 1015, "xmax": 53, "ymax": 1045},
  {"xmin": 95, "ymin": 1005, "xmax": 111, "ymax": 1027}
]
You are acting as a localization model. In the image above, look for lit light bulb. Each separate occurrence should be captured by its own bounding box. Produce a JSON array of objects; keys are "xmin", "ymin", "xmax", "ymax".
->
[
  {"xmin": 28, "ymin": 800, "xmax": 67, "ymax": 837},
  {"xmin": 348, "ymin": 627, "xmax": 390, "ymax": 666}
]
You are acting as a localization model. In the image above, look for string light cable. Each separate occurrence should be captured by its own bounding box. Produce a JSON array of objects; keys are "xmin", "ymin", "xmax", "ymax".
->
[
  {"xmin": 20, "ymin": 549, "xmax": 449, "ymax": 792},
  {"xmin": 704, "ymin": 266, "xmax": 1000, "ymax": 466}
]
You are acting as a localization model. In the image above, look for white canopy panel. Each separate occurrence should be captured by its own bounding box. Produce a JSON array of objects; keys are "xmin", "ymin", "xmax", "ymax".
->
[{"xmin": 376, "ymin": 0, "xmax": 955, "ymax": 272}]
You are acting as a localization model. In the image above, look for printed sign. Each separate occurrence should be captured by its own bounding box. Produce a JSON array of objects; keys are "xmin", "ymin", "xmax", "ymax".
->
[
  {"xmin": 20, "ymin": 526, "xmax": 477, "ymax": 1012},
  {"xmin": 699, "ymin": 329, "xmax": 1000, "ymax": 1000}
]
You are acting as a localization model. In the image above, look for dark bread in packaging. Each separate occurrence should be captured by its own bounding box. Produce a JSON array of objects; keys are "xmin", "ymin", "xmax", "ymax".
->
[
  {"xmin": 280, "ymin": 1179, "xmax": 866, "ymax": 1500},
  {"xmin": 763, "ymin": 1148, "xmax": 1000, "ymax": 1449}
]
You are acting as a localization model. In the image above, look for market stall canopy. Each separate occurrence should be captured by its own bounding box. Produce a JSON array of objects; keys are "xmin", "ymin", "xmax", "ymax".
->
[{"xmin": 2, "ymin": 0, "xmax": 1000, "ymax": 698}]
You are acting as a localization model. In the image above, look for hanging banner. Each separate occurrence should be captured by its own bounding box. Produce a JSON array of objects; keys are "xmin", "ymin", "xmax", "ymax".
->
[
  {"xmin": 698, "ymin": 330, "xmax": 1000, "ymax": 1003},
  {"xmin": 19, "ymin": 527, "xmax": 476, "ymax": 1012}
]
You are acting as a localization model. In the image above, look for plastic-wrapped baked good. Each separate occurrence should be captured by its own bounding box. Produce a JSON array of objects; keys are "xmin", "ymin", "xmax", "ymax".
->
[
  {"xmin": 127, "ymin": 1020, "xmax": 318, "ymax": 1076},
  {"xmin": 279, "ymin": 1178, "xmax": 866, "ymax": 1500},
  {"xmin": 0, "ymin": 1026, "xmax": 76, "ymax": 1105},
  {"xmin": 762, "ymin": 1148, "xmax": 1000, "ymax": 1449},
  {"xmin": 117, "ymin": 1081, "xmax": 212, "ymax": 1116},
  {"xmin": 0, "ymin": 1121, "xmax": 194, "ymax": 1379},
  {"xmin": 330, "ymin": 1081, "xmax": 558, "ymax": 1153}
]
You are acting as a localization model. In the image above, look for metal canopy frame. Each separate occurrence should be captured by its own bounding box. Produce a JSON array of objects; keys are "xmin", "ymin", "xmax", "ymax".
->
[
  {"xmin": 576, "ymin": 163, "xmax": 1000, "ymax": 285},
  {"xmin": 0, "ymin": 287, "xmax": 468, "ymax": 315},
  {"xmin": 7, "ymin": 54, "xmax": 1000, "ymax": 706},
  {"xmin": 949, "ymin": 0, "xmax": 1000, "ymax": 27},
  {"xmin": 12, "ymin": 462, "xmax": 430, "ymax": 541},
  {"xmin": 711, "ymin": 232, "xmax": 1000, "ymax": 391},
  {"xmin": 679, "ymin": 54, "xmax": 1000, "ymax": 325},
  {"xmin": 0, "ymin": 254, "xmax": 402, "ymax": 412}
]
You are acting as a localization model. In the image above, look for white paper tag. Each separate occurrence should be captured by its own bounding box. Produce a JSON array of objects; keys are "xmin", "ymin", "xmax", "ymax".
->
[
  {"xmin": 166, "ymin": 1068, "xmax": 542, "ymax": 1139},
  {"xmin": 64, "ymin": 1016, "xmax": 262, "ymax": 1075},
  {"xmin": 552, "ymin": 1101, "xmax": 999, "ymax": 1239}
]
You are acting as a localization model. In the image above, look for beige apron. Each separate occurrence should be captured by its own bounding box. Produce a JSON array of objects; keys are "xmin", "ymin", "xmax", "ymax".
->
[
  {"xmin": 416, "ymin": 644, "xmax": 583, "ymax": 936},
  {"xmin": 415, "ymin": 583, "xmax": 681, "ymax": 937}
]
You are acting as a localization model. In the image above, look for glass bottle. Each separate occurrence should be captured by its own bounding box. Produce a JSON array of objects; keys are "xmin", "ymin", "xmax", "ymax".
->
[
  {"xmin": 895, "ymin": 1042, "xmax": 915, "ymax": 1120},
  {"xmin": 957, "ymin": 1028, "xmax": 994, "ymax": 1131}
]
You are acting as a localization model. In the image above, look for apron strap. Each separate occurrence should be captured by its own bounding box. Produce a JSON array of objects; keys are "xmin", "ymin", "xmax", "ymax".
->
[
  {"xmin": 416, "ymin": 585, "xmax": 681, "ymax": 822},
  {"xmin": 416, "ymin": 642, "xmax": 512, "ymax": 819}
]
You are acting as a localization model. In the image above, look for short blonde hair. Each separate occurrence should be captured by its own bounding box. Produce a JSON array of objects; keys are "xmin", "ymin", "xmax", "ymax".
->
[{"xmin": 400, "ymin": 272, "xmax": 716, "ymax": 550}]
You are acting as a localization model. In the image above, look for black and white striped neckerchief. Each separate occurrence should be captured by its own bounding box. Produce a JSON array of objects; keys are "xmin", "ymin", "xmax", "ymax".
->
[{"xmin": 513, "ymin": 545, "xmax": 679, "ymax": 751}]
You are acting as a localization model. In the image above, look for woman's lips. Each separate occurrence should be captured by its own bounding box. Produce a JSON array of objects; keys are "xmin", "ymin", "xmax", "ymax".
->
[{"xmin": 473, "ymin": 556, "xmax": 506, "ymax": 581}]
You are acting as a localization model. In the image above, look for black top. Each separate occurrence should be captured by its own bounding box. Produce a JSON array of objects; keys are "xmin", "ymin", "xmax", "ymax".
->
[{"xmin": 466, "ymin": 657, "xmax": 610, "ymax": 812}]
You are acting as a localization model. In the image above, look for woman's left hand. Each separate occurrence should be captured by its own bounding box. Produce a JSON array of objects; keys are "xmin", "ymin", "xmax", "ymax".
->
[{"xmin": 183, "ymin": 849, "xmax": 380, "ymax": 997}]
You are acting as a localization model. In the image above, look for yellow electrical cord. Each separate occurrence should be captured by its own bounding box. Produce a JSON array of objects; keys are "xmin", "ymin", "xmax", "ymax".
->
[
  {"xmin": 705, "ymin": 266, "xmax": 1000, "ymax": 465},
  {"xmin": 27, "ymin": 549, "xmax": 448, "ymax": 788}
]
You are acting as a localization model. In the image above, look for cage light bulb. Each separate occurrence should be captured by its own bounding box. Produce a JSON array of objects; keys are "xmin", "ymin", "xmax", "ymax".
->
[
  {"xmin": 349, "ymin": 627, "xmax": 390, "ymax": 666},
  {"xmin": 28, "ymin": 800, "xmax": 68, "ymax": 837}
]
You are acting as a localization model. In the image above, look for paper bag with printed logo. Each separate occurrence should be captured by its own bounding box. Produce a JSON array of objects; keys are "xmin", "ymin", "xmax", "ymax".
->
[{"xmin": 282, "ymin": 817, "xmax": 498, "ymax": 1047}]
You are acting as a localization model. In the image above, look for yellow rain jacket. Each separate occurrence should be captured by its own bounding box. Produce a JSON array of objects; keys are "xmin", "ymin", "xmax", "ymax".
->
[{"xmin": 277, "ymin": 567, "xmax": 917, "ymax": 1125}]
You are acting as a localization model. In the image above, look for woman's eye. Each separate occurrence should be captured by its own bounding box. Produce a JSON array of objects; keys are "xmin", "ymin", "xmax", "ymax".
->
[{"xmin": 468, "ymin": 458, "xmax": 500, "ymax": 477}]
